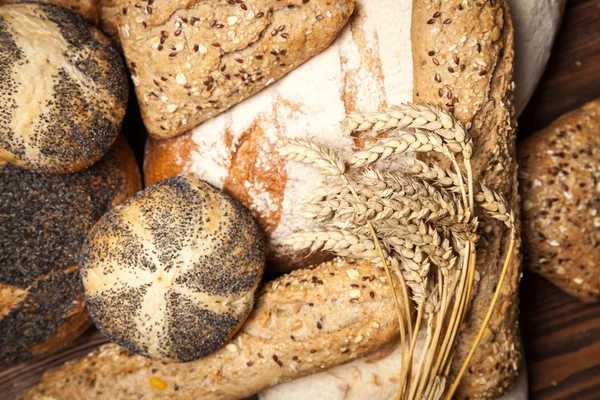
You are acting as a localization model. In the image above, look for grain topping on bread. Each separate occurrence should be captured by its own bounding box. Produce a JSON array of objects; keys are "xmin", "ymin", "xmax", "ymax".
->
[
  {"xmin": 117, "ymin": 0, "xmax": 354, "ymax": 138},
  {"xmin": 519, "ymin": 99, "xmax": 600, "ymax": 303},
  {"xmin": 24, "ymin": 258, "xmax": 405, "ymax": 399}
]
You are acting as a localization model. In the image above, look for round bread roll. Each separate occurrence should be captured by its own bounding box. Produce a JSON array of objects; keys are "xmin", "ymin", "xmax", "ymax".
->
[
  {"xmin": 81, "ymin": 176, "xmax": 266, "ymax": 362},
  {"xmin": 143, "ymin": 0, "xmax": 564, "ymax": 272},
  {"xmin": 519, "ymin": 99, "xmax": 600, "ymax": 303},
  {"xmin": 0, "ymin": 136, "xmax": 141, "ymax": 365},
  {"xmin": 0, "ymin": 2, "xmax": 128, "ymax": 174}
]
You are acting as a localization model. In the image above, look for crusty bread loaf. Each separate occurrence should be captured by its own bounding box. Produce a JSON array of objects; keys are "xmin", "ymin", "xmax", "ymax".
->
[
  {"xmin": 144, "ymin": 0, "xmax": 418, "ymax": 271},
  {"xmin": 23, "ymin": 258, "xmax": 404, "ymax": 399},
  {"xmin": 0, "ymin": 0, "xmax": 99, "ymax": 25},
  {"xmin": 519, "ymin": 99, "xmax": 600, "ymax": 303},
  {"xmin": 412, "ymin": 1, "xmax": 521, "ymax": 398},
  {"xmin": 0, "ymin": 136, "xmax": 141, "ymax": 365},
  {"xmin": 0, "ymin": 2, "xmax": 128, "ymax": 174},
  {"xmin": 116, "ymin": 0, "xmax": 354, "ymax": 138},
  {"xmin": 81, "ymin": 176, "xmax": 266, "ymax": 362}
]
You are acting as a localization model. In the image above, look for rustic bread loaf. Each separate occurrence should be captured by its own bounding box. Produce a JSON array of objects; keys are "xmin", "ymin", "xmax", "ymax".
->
[
  {"xmin": 23, "ymin": 258, "xmax": 404, "ymax": 399},
  {"xmin": 0, "ymin": 136, "xmax": 140, "ymax": 365},
  {"xmin": 0, "ymin": 2, "xmax": 128, "ymax": 174},
  {"xmin": 412, "ymin": 0, "xmax": 521, "ymax": 398},
  {"xmin": 0, "ymin": 0, "xmax": 99, "ymax": 24},
  {"xmin": 116, "ymin": 0, "xmax": 354, "ymax": 138},
  {"xmin": 144, "ymin": 0, "xmax": 417, "ymax": 271},
  {"xmin": 519, "ymin": 99, "xmax": 600, "ymax": 303},
  {"xmin": 81, "ymin": 176, "xmax": 266, "ymax": 362}
]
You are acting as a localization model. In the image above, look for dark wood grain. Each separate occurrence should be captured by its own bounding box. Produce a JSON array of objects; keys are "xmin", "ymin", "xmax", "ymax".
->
[{"xmin": 1, "ymin": 0, "xmax": 599, "ymax": 399}]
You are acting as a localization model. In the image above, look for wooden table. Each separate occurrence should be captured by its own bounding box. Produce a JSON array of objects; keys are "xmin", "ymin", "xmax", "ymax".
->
[{"xmin": 1, "ymin": 0, "xmax": 599, "ymax": 398}]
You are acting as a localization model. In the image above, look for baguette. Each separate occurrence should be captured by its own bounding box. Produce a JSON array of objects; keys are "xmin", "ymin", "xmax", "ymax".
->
[
  {"xmin": 519, "ymin": 99, "xmax": 600, "ymax": 303},
  {"xmin": 412, "ymin": 1, "xmax": 521, "ymax": 398},
  {"xmin": 23, "ymin": 258, "xmax": 403, "ymax": 399}
]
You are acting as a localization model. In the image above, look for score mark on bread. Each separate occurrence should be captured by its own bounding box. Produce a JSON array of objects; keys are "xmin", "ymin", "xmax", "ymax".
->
[{"xmin": 81, "ymin": 176, "xmax": 266, "ymax": 362}]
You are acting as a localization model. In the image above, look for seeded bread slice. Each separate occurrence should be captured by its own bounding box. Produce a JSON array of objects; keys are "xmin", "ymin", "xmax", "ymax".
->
[
  {"xmin": 23, "ymin": 258, "xmax": 404, "ymax": 399},
  {"xmin": 519, "ymin": 99, "xmax": 600, "ymax": 303},
  {"xmin": 116, "ymin": 0, "xmax": 354, "ymax": 138},
  {"xmin": 412, "ymin": 0, "xmax": 521, "ymax": 398}
]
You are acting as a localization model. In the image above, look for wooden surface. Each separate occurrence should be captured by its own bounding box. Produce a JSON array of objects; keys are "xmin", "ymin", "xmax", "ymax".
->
[{"xmin": 1, "ymin": 0, "xmax": 599, "ymax": 399}]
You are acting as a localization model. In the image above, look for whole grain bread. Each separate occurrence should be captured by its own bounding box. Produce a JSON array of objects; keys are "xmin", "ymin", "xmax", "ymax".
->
[
  {"xmin": 412, "ymin": 1, "xmax": 521, "ymax": 398},
  {"xmin": 519, "ymin": 99, "xmax": 600, "ymax": 303},
  {"xmin": 117, "ymin": 0, "xmax": 354, "ymax": 138},
  {"xmin": 22, "ymin": 258, "xmax": 403, "ymax": 399}
]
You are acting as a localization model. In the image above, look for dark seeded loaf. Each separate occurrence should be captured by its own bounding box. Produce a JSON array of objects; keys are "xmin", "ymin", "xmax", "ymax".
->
[{"xmin": 412, "ymin": 1, "xmax": 521, "ymax": 398}]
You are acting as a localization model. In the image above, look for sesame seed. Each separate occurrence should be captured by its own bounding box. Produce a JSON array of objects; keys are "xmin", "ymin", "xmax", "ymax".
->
[
  {"xmin": 443, "ymin": 18, "xmax": 452, "ymax": 24},
  {"xmin": 427, "ymin": 19, "xmax": 435, "ymax": 24}
]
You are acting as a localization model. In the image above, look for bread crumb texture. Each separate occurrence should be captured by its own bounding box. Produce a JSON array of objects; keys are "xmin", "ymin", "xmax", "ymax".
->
[
  {"xmin": 0, "ymin": 2, "xmax": 128, "ymax": 173},
  {"xmin": 519, "ymin": 99, "xmax": 600, "ymax": 303},
  {"xmin": 0, "ymin": 145, "xmax": 130, "ymax": 364},
  {"xmin": 117, "ymin": 0, "xmax": 354, "ymax": 138},
  {"xmin": 81, "ymin": 176, "xmax": 266, "ymax": 362}
]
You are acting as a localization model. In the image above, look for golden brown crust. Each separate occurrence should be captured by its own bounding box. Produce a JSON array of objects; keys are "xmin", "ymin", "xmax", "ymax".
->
[
  {"xmin": 412, "ymin": 1, "xmax": 521, "ymax": 398},
  {"xmin": 118, "ymin": 0, "xmax": 354, "ymax": 138},
  {"xmin": 519, "ymin": 99, "xmax": 600, "ymax": 303},
  {"xmin": 23, "ymin": 258, "xmax": 405, "ymax": 399},
  {"xmin": 0, "ymin": 136, "xmax": 140, "ymax": 364}
]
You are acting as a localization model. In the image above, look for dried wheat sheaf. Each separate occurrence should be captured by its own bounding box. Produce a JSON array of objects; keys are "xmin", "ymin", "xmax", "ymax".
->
[{"xmin": 279, "ymin": 103, "xmax": 516, "ymax": 400}]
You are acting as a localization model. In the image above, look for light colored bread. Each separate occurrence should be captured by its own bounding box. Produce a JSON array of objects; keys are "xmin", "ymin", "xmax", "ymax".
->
[
  {"xmin": 519, "ymin": 99, "xmax": 600, "ymax": 303},
  {"xmin": 412, "ymin": 1, "xmax": 521, "ymax": 398},
  {"xmin": 143, "ymin": 0, "xmax": 417, "ymax": 271},
  {"xmin": 0, "ymin": 3, "xmax": 128, "ymax": 174},
  {"xmin": 260, "ymin": 339, "xmax": 529, "ymax": 400},
  {"xmin": 81, "ymin": 176, "xmax": 266, "ymax": 362},
  {"xmin": 0, "ymin": 136, "xmax": 141, "ymax": 365},
  {"xmin": 116, "ymin": 0, "xmax": 354, "ymax": 138},
  {"xmin": 24, "ymin": 258, "xmax": 404, "ymax": 399},
  {"xmin": 0, "ymin": 0, "xmax": 99, "ymax": 24}
]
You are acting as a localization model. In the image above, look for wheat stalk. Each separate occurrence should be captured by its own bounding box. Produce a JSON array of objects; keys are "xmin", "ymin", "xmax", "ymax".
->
[{"xmin": 279, "ymin": 102, "xmax": 515, "ymax": 400}]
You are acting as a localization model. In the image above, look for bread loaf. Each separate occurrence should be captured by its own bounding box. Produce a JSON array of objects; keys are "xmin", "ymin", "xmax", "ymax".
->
[
  {"xmin": 0, "ymin": 136, "xmax": 140, "ymax": 365},
  {"xmin": 144, "ymin": 0, "xmax": 417, "ymax": 271},
  {"xmin": 81, "ymin": 176, "xmax": 266, "ymax": 362},
  {"xmin": 23, "ymin": 258, "xmax": 404, "ymax": 399},
  {"xmin": 117, "ymin": 0, "xmax": 354, "ymax": 138},
  {"xmin": 412, "ymin": 1, "xmax": 521, "ymax": 398},
  {"xmin": 0, "ymin": 2, "xmax": 128, "ymax": 174},
  {"xmin": 519, "ymin": 99, "xmax": 600, "ymax": 303},
  {"xmin": 0, "ymin": 0, "xmax": 99, "ymax": 24}
]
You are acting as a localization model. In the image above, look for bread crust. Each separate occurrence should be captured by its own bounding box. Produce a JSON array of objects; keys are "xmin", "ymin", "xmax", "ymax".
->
[
  {"xmin": 0, "ymin": 136, "xmax": 140, "ymax": 365},
  {"xmin": 117, "ymin": 0, "xmax": 354, "ymax": 138},
  {"xmin": 412, "ymin": 1, "xmax": 521, "ymax": 398},
  {"xmin": 519, "ymin": 99, "xmax": 600, "ymax": 303},
  {"xmin": 23, "ymin": 258, "xmax": 405, "ymax": 399}
]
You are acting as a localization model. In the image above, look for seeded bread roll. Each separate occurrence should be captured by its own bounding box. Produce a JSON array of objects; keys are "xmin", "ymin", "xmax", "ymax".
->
[
  {"xmin": 81, "ymin": 176, "xmax": 265, "ymax": 362},
  {"xmin": 412, "ymin": 0, "xmax": 521, "ymax": 398},
  {"xmin": 0, "ymin": 136, "xmax": 141, "ymax": 365},
  {"xmin": 97, "ymin": 0, "xmax": 121, "ymax": 48},
  {"xmin": 116, "ymin": 0, "xmax": 354, "ymax": 138},
  {"xmin": 519, "ymin": 99, "xmax": 600, "ymax": 303},
  {"xmin": 0, "ymin": 0, "xmax": 99, "ymax": 25},
  {"xmin": 24, "ymin": 258, "xmax": 404, "ymax": 399},
  {"xmin": 0, "ymin": 2, "xmax": 128, "ymax": 174}
]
